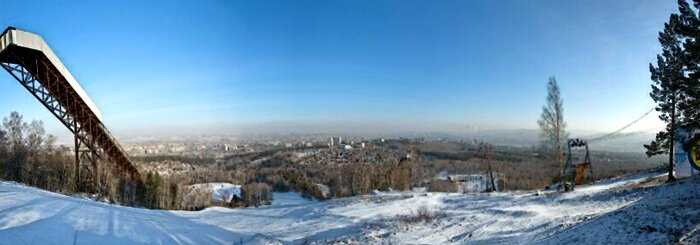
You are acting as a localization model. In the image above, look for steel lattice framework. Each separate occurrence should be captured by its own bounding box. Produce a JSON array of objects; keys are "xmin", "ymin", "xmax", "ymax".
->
[{"xmin": 0, "ymin": 27, "xmax": 142, "ymax": 199}]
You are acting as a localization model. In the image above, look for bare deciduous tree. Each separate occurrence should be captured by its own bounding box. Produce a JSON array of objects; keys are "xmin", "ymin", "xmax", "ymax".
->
[
  {"xmin": 3, "ymin": 111, "xmax": 27, "ymax": 181},
  {"xmin": 538, "ymin": 77, "xmax": 568, "ymax": 176}
]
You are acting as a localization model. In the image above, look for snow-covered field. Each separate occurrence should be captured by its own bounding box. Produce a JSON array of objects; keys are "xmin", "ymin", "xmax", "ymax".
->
[{"xmin": 0, "ymin": 171, "xmax": 697, "ymax": 244}]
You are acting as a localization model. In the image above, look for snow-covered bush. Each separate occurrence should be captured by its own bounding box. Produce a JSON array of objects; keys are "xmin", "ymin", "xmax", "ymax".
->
[{"xmin": 398, "ymin": 205, "xmax": 444, "ymax": 224}]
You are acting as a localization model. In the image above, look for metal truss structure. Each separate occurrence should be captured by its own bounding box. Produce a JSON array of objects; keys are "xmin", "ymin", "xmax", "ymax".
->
[
  {"xmin": 0, "ymin": 27, "xmax": 142, "ymax": 199},
  {"xmin": 561, "ymin": 138, "xmax": 593, "ymax": 191}
]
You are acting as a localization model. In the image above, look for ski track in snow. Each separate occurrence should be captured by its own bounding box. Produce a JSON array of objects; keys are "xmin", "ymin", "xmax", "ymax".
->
[{"xmin": 0, "ymin": 171, "xmax": 697, "ymax": 244}]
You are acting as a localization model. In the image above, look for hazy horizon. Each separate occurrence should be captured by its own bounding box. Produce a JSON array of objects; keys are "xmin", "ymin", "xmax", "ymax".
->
[{"xmin": 0, "ymin": 0, "xmax": 673, "ymax": 143}]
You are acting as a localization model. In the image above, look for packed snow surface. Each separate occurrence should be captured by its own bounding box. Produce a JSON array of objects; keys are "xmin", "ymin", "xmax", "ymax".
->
[
  {"xmin": 187, "ymin": 183, "xmax": 242, "ymax": 203},
  {"xmin": 0, "ymin": 171, "xmax": 697, "ymax": 244}
]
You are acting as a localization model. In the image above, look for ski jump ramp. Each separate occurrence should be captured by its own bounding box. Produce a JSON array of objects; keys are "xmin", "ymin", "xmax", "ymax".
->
[{"xmin": 0, "ymin": 27, "xmax": 141, "ymax": 197}]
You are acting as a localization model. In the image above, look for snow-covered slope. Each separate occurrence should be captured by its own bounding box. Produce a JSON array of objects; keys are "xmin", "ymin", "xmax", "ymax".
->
[
  {"xmin": 187, "ymin": 183, "xmax": 242, "ymax": 203},
  {"xmin": 0, "ymin": 171, "xmax": 697, "ymax": 244}
]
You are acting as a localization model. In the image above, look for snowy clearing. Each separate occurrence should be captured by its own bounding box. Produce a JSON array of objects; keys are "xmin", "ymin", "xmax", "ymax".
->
[
  {"xmin": 187, "ymin": 183, "xmax": 242, "ymax": 203},
  {"xmin": 0, "ymin": 171, "xmax": 697, "ymax": 244}
]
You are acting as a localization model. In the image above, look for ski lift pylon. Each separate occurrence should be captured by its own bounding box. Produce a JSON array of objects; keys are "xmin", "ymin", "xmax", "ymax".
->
[{"xmin": 561, "ymin": 138, "xmax": 593, "ymax": 191}]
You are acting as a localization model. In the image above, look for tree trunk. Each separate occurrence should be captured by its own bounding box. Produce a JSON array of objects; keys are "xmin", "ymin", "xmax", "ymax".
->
[
  {"xmin": 668, "ymin": 95, "xmax": 677, "ymax": 182},
  {"xmin": 556, "ymin": 115, "xmax": 563, "ymax": 179},
  {"xmin": 488, "ymin": 162, "xmax": 496, "ymax": 192}
]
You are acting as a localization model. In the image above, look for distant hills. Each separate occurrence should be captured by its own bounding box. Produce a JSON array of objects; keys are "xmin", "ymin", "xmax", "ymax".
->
[
  {"xmin": 382, "ymin": 128, "xmax": 655, "ymax": 153},
  {"xmin": 109, "ymin": 127, "xmax": 656, "ymax": 153},
  {"xmin": 457, "ymin": 129, "xmax": 655, "ymax": 153}
]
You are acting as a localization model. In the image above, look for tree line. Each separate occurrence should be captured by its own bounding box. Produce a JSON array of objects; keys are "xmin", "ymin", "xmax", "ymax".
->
[
  {"xmin": 0, "ymin": 111, "xmax": 162, "ymax": 207},
  {"xmin": 0, "ymin": 112, "xmax": 75, "ymax": 193},
  {"xmin": 138, "ymin": 170, "xmax": 274, "ymax": 210}
]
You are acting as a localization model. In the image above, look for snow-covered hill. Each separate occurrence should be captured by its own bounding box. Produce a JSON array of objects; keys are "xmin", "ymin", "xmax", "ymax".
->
[{"xmin": 0, "ymin": 171, "xmax": 697, "ymax": 244}]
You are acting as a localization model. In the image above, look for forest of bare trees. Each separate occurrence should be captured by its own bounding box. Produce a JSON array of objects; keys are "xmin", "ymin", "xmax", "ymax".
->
[{"xmin": 0, "ymin": 112, "xmax": 75, "ymax": 193}]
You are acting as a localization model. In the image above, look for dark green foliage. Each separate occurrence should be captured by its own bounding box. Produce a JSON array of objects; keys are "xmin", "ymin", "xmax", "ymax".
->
[
  {"xmin": 677, "ymin": 0, "xmax": 700, "ymax": 127},
  {"xmin": 143, "ymin": 171, "xmax": 162, "ymax": 209},
  {"xmin": 269, "ymin": 175, "xmax": 291, "ymax": 192},
  {"xmin": 241, "ymin": 182, "xmax": 272, "ymax": 207},
  {"xmin": 169, "ymin": 182, "xmax": 179, "ymax": 209},
  {"xmin": 644, "ymin": 0, "xmax": 700, "ymax": 181},
  {"xmin": 283, "ymin": 170, "xmax": 324, "ymax": 199}
]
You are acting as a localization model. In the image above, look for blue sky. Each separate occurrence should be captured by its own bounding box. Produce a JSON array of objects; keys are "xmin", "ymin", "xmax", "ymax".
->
[{"xmin": 0, "ymin": 0, "xmax": 678, "ymax": 139}]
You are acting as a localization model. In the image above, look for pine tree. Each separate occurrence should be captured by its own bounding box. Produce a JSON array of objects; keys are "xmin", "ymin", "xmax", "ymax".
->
[
  {"xmin": 143, "ymin": 171, "xmax": 161, "ymax": 209},
  {"xmin": 677, "ymin": 0, "xmax": 700, "ymax": 127},
  {"xmin": 644, "ymin": 2, "xmax": 694, "ymax": 182},
  {"xmin": 538, "ymin": 77, "xmax": 568, "ymax": 175}
]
